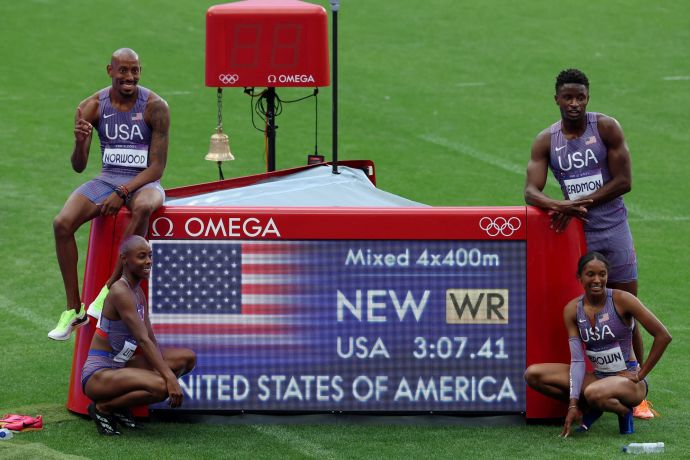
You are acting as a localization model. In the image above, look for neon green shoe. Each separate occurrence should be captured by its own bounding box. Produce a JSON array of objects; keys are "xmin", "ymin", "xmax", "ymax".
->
[
  {"xmin": 48, "ymin": 306, "xmax": 88, "ymax": 341},
  {"xmin": 87, "ymin": 285, "xmax": 109, "ymax": 320}
]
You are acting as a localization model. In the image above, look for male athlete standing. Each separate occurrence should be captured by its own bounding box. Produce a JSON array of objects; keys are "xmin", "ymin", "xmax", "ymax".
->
[
  {"xmin": 524, "ymin": 68, "xmax": 654, "ymax": 418},
  {"xmin": 50, "ymin": 48, "xmax": 168, "ymax": 340}
]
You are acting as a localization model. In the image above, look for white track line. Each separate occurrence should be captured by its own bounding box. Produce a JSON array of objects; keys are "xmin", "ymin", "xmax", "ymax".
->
[
  {"xmin": 662, "ymin": 76, "xmax": 690, "ymax": 81},
  {"xmin": 0, "ymin": 442, "xmax": 90, "ymax": 460},
  {"xmin": 455, "ymin": 82, "xmax": 486, "ymax": 87},
  {"xmin": 0, "ymin": 293, "xmax": 55, "ymax": 331},
  {"xmin": 420, "ymin": 134, "xmax": 525, "ymax": 175},
  {"xmin": 250, "ymin": 424, "xmax": 338, "ymax": 459}
]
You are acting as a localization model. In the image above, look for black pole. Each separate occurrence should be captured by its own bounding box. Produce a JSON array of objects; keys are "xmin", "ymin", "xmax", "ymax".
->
[
  {"xmin": 330, "ymin": 1, "xmax": 339, "ymax": 174},
  {"xmin": 216, "ymin": 88, "xmax": 225, "ymax": 181},
  {"xmin": 265, "ymin": 87, "xmax": 277, "ymax": 172}
]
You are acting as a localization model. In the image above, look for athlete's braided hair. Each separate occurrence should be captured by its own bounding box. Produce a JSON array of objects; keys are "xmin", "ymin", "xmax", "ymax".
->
[
  {"xmin": 555, "ymin": 68, "xmax": 589, "ymax": 93},
  {"xmin": 576, "ymin": 251, "xmax": 610, "ymax": 277}
]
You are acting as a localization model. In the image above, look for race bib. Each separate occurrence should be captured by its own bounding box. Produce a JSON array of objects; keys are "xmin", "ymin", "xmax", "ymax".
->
[
  {"xmin": 563, "ymin": 171, "xmax": 603, "ymax": 200},
  {"xmin": 586, "ymin": 345, "xmax": 626, "ymax": 373},
  {"xmin": 103, "ymin": 146, "xmax": 148, "ymax": 168},
  {"xmin": 113, "ymin": 340, "xmax": 138, "ymax": 363}
]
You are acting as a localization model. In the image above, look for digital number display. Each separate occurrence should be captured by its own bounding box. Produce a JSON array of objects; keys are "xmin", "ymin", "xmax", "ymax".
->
[
  {"xmin": 229, "ymin": 24, "xmax": 302, "ymax": 69},
  {"xmin": 205, "ymin": 2, "xmax": 330, "ymax": 87},
  {"xmin": 149, "ymin": 239, "xmax": 526, "ymax": 412}
]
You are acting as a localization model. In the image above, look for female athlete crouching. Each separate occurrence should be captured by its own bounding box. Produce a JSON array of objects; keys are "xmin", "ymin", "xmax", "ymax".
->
[
  {"xmin": 524, "ymin": 251, "xmax": 671, "ymax": 437},
  {"xmin": 82, "ymin": 235, "xmax": 196, "ymax": 435}
]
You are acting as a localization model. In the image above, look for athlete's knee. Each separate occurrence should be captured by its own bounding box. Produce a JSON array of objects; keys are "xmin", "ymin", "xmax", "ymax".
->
[
  {"xmin": 182, "ymin": 349, "xmax": 196, "ymax": 374},
  {"xmin": 583, "ymin": 384, "xmax": 606, "ymax": 407},
  {"xmin": 53, "ymin": 213, "xmax": 77, "ymax": 238},
  {"xmin": 170, "ymin": 348, "xmax": 196, "ymax": 376},
  {"xmin": 524, "ymin": 364, "xmax": 542, "ymax": 388},
  {"xmin": 150, "ymin": 376, "xmax": 169, "ymax": 402},
  {"xmin": 130, "ymin": 200, "xmax": 155, "ymax": 220}
]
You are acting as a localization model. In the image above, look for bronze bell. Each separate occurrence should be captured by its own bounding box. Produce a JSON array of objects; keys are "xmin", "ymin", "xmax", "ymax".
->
[{"xmin": 205, "ymin": 127, "xmax": 235, "ymax": 162}]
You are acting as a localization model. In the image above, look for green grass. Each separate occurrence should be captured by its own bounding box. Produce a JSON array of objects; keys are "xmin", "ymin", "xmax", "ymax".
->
[{"xmin": 1, "ymin": 0, "xmax": 689, "ymax": 458}]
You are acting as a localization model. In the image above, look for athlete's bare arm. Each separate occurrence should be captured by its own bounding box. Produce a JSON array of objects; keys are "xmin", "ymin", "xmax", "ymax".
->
[
  {"xmin": 560, "ymin": 299, "xmax": 582, "ymax": 437},
  {"xmin": 72, "ymin": 95, "xmax": 99, "ymax": 173},
  {"xmin": 562, "ymin": 299, "xmax": 580, "ymax": 337},
  {"xmin": 143, "ymin": 297, "xmax": 160, "ymax": 349},
  {"xmin": 612, "ymin": 290, "xmax": 671, "ymax": 382},
  {"xmin": 123, "ymin": 94, "xmax": 169, "ymax": 192},
  {"xmin": 112, "ymin": 282, "xmax": 183, "ymax": 407},
  {"xmin": 524, "ymin": 129, "xmax": 552, "ymax": 206},
  {"xmin": 524, "ymin": 129, "xmax": 592, "ymax": 231},
  {"xmin": 584, "ymin": 114, "xmax": 632, "ymax": 206}
]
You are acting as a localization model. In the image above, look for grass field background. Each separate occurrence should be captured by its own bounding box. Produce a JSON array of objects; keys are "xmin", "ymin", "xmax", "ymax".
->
[{"xmin": 1, "ymin": 0, "xmax": 689, "ymax": 458}]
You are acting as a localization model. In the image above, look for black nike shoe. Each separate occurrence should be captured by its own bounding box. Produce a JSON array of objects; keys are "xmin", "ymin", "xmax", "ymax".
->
[
  {"xmin": 88, "ymin": 402, "xmax": 121, "ymax": 436},
  {"xmin": 111, "ymin": 408, "xmax": 141, "ymax": 429}
]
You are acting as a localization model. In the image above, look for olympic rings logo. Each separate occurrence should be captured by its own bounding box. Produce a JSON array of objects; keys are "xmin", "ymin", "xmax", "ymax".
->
[
  {"xmin": 479, "ymin": 216, "xmax": 522, "ymax": 237},
  {"xmin": 218, "ymin": 74, "xmax": 239, "ymax": 84}
]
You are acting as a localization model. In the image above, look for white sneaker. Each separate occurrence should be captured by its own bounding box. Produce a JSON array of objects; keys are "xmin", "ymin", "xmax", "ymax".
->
[{"xmin": 48, "ymin": 306, "xmax": 88, "ymax": 341}]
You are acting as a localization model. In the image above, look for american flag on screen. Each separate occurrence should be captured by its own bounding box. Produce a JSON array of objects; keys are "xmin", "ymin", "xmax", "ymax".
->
[{"xmin": 148, "ymin": 241, "xmax": 308, "ymax": 347}]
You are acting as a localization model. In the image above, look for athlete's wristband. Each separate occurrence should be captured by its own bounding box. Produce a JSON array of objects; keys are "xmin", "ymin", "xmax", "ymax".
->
[{"xmin": 114, "ymin": 185, "xmax": 129, "ymax": 203}]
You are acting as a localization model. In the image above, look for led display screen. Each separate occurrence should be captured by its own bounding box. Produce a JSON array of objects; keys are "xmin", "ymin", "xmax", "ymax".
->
[{"xmin": 149, "ymin": 239, "xmax": 526, "ymax": 412}]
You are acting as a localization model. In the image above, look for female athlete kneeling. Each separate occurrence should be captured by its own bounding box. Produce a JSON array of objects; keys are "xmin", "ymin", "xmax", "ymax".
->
[
  {"xmin": 524, "ymin": 251, "xmax": 671, "ymax": 436},
  {"xmin": 82, "ymin": 235, "xmax": 196, "ymax": 435}
]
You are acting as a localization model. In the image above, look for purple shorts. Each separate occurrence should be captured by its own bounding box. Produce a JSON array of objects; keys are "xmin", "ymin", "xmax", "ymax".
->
[
  {"xmin": 81, "ymin": 349, "xmax": 125, "ymax": 393},
  {"xmin": 586, "ymin": 220, "xmax": 638, "ymax": 283},
  {"xmin": 74, "ymin": 171, "xmax": 165, "ymax": 205}
]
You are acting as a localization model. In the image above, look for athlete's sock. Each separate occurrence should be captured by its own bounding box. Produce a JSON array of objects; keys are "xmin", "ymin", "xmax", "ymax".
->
[{"xmin": 618, "ymin": 408, "xmax": 634, "ymax": 434}]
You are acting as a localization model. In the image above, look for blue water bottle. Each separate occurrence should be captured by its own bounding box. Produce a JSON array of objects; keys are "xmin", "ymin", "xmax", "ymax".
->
[{"xmin": 0, "ymin": 428, "xmax": 14, "ymax": 440}]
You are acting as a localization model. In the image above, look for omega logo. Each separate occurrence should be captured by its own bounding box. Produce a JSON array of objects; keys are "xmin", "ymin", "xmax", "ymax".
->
[
  {"xmin": 267, "ymin": 74, "xmax": 315, "ymax": 84},
  {"xmin": 150, "ymin": 216, "xmax": 281, "ymax": 239},
  {"xmin": 151, "ymin": 217, "xmax": 174, "ymax": 237}
]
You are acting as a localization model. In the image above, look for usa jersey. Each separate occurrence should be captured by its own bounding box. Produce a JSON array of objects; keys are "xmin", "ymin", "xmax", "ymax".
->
[
  {"xmin": 96, "ymin": 86, "xmax": 152, "ymax": 176},
  {"xmin": 576, "ymin": 289, "xmax": 636, "ymax": 376},
  {"xmin": 549, "ymin": 112, "xmax": 628, "ymax": 231}
]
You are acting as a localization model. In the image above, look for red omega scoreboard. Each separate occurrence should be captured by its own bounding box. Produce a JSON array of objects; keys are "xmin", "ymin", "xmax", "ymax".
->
[
  {"xmin": 205, "ymin": 0, "xmax": 330, "ymax": 88},
  {"xmin": 68, "ymin": 162, "xmax": 586, "ymax": 419}
]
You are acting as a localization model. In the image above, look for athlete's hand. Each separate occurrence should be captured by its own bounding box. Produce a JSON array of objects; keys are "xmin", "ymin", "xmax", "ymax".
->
[
  {"xmin": 74, "ymin": 106, "xmax": 93, "ymax": 143},
  {"xmin": 559, "ymin": 406, "xmax": 579, "ymax": 438},
  {"xmin": 549, "ymin": 211, "xmax": 573, "ymax": 233},
  {"xmin": 100, "ymin": 192, "xmax": 125, "ymax": 216},
  {"xmin": 166, "ymin": 377, "xmax": 184, "ymax": 408},
  {"xmin": 554, "ymin": 198, "xmax": 593, "ymax": 221},
  {"xmin": 617, "ymin": 369, "xmax": 640, "ymax": 383}
]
